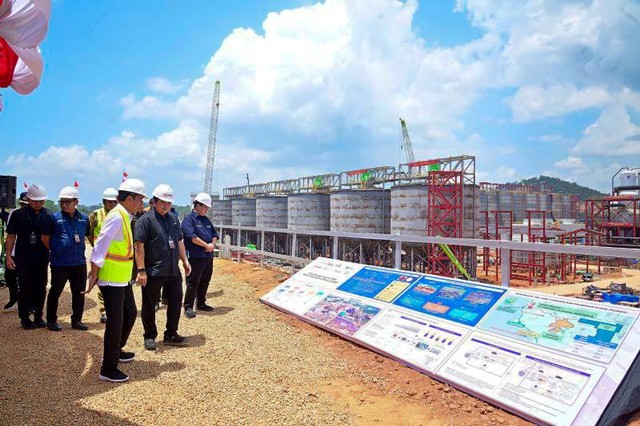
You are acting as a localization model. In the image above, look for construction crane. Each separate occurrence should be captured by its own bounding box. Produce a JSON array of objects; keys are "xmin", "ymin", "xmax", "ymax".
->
[
  {"xmin": 203, "ymin": 80, "xmax": 221, "ymax": 194},
  {"xmin": 399, "ymin": 117, "xmax": 415, "ymax": 164}
]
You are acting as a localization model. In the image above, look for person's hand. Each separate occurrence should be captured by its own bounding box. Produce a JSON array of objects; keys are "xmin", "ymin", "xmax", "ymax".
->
[
  {"xmin": 183, "ymin": 260, "xmax": 191, "ymax": 276},
  {"xmin": 6, "ymin": 256, "xmax": 15, "ymax": 270},
  {"xmin": 137, "ymin": 271, "xmax": 147, "ymax": 287},
  {"xmin": 205, "ymin": 243, "xmax": 214, "ymax": 253},
  {"xmin": 83, "ymin": 271, "xmax": 98, "ymax": 294}
]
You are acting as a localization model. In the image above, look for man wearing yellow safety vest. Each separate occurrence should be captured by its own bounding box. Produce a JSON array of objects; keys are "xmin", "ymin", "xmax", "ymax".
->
[
  {"xmin": 88, "ymin": 187, "xmax": 118, "ymax": 324},
  {"xmin": 84, "ymin": 178, "xmax": 147, "ymax": 383}
]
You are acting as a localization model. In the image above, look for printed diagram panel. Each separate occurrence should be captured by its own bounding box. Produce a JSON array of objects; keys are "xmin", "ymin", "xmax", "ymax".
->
[
  {"xmin": 438, "ymin": 332, "xmax": 605, "ymax": 426},
  {"xmin": 356, "ymin": 307, "xmax": 470, "ymax": 372},
  {"xmin": 261, "ymin": 280, "xmax": 331, "ymax": 316},
  {"xmin": 294, "ymin": 257, "xmax": 365, "ymax": 289},
  {"xmin": 393, "ymin": 277, "xmax": 507, "ymax": 327},
  {"xmin": 479, "ymin": 292, "xmax": 639, "ymax": 363},
  {"xmin": 337, "ymin": 266, "xmax": 422, "ymax": 303},
  {"xmin": 303, "ymin": 294, "xmax": 382, "ymax": 337}
]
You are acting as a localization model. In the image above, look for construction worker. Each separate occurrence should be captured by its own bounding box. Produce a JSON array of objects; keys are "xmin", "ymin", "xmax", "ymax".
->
[
  {"xmin": 41, "ymin": 186, "xmax": 90, "ymax": 331},
  {"xmin": 89, "ymin": 187, "xmax": 118, "ymax": 324},
  {"xmin": 181, "ymin": 192, "xmax": 218, "ymax": 318},
  {"xmin": 84, "ymin": 178, "xmax": 147, "ymax": 383},
  {"xmin": 4, "ymin": 184, "xmax": 50, "ymax": 329},
  {"xmin": 2, "ymin": 192, "xmax": 28, "ymax": 310},
  {"xmin": 134, "ymin": 184, "xmax": 191, "ymax": 350}
]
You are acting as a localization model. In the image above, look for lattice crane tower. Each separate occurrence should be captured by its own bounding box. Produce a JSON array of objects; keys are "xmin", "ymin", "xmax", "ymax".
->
[
  {"xmin": 204, "ymin": 80, "xmax": 221, "ymax": 194},
  {"xmin": 399, "ymin": 117, "xmax": 415, "ymax": 164}
]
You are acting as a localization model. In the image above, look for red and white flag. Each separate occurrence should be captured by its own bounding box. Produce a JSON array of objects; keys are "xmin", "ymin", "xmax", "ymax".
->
[
  {"xmin": 23, "ymin": 181, "xmax": 28, "ymax": 189},
  {"xmin": 122, "ymin": 171, "xmax": 128, "ymax": 182},
  {"xmin": 73, "ymin": 180, "xmax": 79, "ymax": 188}
]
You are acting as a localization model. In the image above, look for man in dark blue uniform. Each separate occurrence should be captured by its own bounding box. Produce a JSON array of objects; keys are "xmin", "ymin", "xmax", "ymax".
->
[
  {"xmin": 181, "ymin": 192, "xmax": 218, "ymax": 318},
  {"xmin": 42, "ymin": 186, "xmax": 90, "ymax": 331}
]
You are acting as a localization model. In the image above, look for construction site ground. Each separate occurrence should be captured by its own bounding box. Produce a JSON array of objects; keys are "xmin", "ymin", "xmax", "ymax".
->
[{"xmin": 1, "ymin": 259, "xmax": 640, "ymax": 425}]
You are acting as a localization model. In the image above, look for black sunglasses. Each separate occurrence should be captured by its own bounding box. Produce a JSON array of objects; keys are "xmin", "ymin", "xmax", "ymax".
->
[{"xmin": 59, "ymin": 199, "xmax": 76, "ymax": 205}]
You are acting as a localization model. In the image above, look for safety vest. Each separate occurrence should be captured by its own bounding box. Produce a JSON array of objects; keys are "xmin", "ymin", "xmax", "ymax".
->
[
  {"xmin": 93, "ymin": 207, "xmax": 108, "ymax": 240},
  {"xmin": 97, "ymin": 205, "xmax": 133, "ymax": 283}
]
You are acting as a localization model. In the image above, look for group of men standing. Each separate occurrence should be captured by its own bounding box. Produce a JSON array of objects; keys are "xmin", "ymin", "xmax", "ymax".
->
[{"xmin": 2, "ymin": 178, "xmax": 219, "ymax": 383}]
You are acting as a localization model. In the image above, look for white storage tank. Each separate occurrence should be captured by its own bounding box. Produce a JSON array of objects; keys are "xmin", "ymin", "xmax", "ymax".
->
[
  {"xmin": 390, "ymin": 184, "xmax": 429, "ymax": 236},
  {"xmin": 256, "ymin": 196, "xmax": 288, "ymax": 229},
  {"xmin": 287, "ymin": 193, "xmax": 330, "ymax": 231},
  {"xmin": 330, "ymin": 189, "xmax": 390, "ymax": 234}
]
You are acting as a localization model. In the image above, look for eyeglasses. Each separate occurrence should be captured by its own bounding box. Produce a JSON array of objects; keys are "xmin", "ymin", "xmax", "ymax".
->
[{"xmin": 59, "ymin": 199, "xmax": 76, "ymax": 205}]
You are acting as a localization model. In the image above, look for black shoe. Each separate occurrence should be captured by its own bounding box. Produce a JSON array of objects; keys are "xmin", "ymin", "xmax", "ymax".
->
[
  {"xmin": 72, "ymin": 321, "xmax": 89, "ymax": 331},
  {"xmin": 99, "ymin": 368, "xmax": 129, "ymax": 383},
  {"xmin": 33, "ymin": 318, "xmax": 47, "ymax": 328},
  {"xmin": 47, "ymin": 322, "xmax": 62, "ymax": 332},
  {"xmin": 119, "ymin": 351, "xmax": 135, "ymax": 363},
  {"xmin": 197, "ymin": 304, "xmax": 214, "ymax": 312},
  {"xmin": 163, "ymin": 334, "xmax": 187, "ymax": 346},
  {"xmin": 21, "ymin": 319, "xmax": 36, "ymax": 330},
  {"xmin": 100, "ymin": 313, "xmax": 107, "ymax": 324},
  {"xmin": 3, "ymin": 298, "xmax": 17, "ymax": 310}
]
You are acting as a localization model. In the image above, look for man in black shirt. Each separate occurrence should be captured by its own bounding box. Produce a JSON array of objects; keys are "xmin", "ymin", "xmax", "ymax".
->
[
  {"xmin": 5, "ymin": 184, "xmax": 50, "ymax": 329},
  {"xmin": 134, "ymin": 184, "xmax": 191, "ymax": 350}
]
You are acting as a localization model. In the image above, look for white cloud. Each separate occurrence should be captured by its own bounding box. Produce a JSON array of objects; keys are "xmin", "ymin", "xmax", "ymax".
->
[
  {"xmin": 573, "ymin": 104, "xmax": 640, "ymax": 156},
  {"xmin": 146, "ymin": 77, "xmax": 187, "ymax": 94},
  {"xmin": 120, "ymin": 94, "xmax": 177, "ymax": 120},
  {"xmin": 554, "ymin": 156, "xmax": 586, "ymax": 169}
]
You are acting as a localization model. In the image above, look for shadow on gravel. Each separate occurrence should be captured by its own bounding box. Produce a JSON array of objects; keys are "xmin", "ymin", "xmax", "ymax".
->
[
  {"xmin": 209, "ymin": 306, "xmax": 234, "ymax": 316},
  {"xmin": 155, "ymin": 333, "xmax": 206, "ymax": 353},
  {"xmin": 206, "ymin": 289, "xmax": 224, "ymax": 298}
]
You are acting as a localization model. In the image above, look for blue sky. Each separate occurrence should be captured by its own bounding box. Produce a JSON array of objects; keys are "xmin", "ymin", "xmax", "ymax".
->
[{"xmin": 2, "ymin": 0, "xmax": 640, "ymax": 204}]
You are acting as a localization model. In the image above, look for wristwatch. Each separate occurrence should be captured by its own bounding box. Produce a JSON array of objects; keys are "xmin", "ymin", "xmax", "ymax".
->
[{"xmin": 137, "ymin": 267, "xmax": 146, "ymax": 273}]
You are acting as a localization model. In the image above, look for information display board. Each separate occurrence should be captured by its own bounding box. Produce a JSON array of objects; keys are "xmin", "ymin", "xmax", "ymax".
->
[{"xmin": 260, "ymin": 258, "xmax": 640, "ymax": 425}]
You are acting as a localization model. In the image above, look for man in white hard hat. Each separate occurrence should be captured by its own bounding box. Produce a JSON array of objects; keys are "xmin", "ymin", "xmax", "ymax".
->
[
  {"xmin": 181, "ymin": 192, "xmax": 218, "ymax": 318},
  {"xmin": 89, "ymin": 187, "xmax": 118, "ymax": 324},
  {"xmin": 41, "ymin": 186, "xmax": 90, "ymax": 332},
  {"xmin": 4, "ymin": 184, "xmax": 50, "ymax": 329},
  {"xmin": 84, "ymin": 178, "xmax": 147, "ymax": 383},
  {"xmin": 134, "ymin": 184, "xmax": 191, "ymax": 350},
  {"xmin": 2, "ymin": 191, "xmax": 29, "ymax": 310}
]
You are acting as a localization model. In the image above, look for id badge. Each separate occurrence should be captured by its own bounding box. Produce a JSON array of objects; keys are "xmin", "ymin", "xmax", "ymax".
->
[
  {"xmin": 168, "ymin": 239, "xmax": 175, "ymax": 249},
  {"xmin": 74, "ymin": 233, "xmax": 81, "ymax": 243},
  {"xmin": 29, "ymin": 232, "xmax": 37, "ymax": 245}
]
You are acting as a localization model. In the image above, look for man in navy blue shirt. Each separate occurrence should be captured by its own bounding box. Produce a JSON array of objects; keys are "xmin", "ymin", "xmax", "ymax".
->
[
  {"xmin": 42, "ymin": 186, "xmax": 90, "ymax": 331},
  {"xmin": 181, "ymin": 193, "xmax": 218, "ymax": 319}
]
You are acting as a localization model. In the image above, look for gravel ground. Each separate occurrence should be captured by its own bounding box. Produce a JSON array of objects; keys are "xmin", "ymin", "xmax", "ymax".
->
[{"xmin": 0, "ymin": 259, "xmax": 576, "ymax": 425}]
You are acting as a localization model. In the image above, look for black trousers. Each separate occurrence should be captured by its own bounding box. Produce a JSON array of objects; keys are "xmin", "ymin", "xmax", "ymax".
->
[
  {"xmin": 46, "ymin": 264, "xmax": 87, "ymax": 323},
  {"xmin": 184, "ymin": 257, "xmax": 213, "ymax": 309},
  {"xmin": 99, "ymin": 283, "xmax": 137, "ymax": 374},
  {"xmin": 16, "ymin": 259, "xmax": 48, "ymax": 321},
  {"xmin": 141, "ymin": 275, "xmax": 182, "ymax": 340},
  {"xmin": 4, "ymin": 267, "xmax": 18, "ymax": 303}
]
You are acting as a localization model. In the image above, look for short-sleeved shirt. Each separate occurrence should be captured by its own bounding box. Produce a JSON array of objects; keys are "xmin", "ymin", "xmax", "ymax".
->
[
  {"xmin": 181, "ymin": 210, "xmax": 218, "ymax": 259},
  {"xmin": 6, "ymin": 206, "xmax": 49, "ymax": 263},
  {"xmin": 134, "ymin": 209, "xmax": 183, "ymax": 277},
  {"xmin": 44, "ymin": 210, "xmax": 90, "ymax": 267}
]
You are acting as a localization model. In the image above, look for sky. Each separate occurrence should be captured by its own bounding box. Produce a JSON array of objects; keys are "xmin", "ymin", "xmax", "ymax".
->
[{"xmin": 2, "ymin": 0, "xmax": 640, "ymax": 204}]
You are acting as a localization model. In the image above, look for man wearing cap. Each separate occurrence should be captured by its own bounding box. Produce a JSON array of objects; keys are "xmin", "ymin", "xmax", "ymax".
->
[
  {"xmin": 181, "ymin": 193, "xmax": 218, "ymax": 318},
  {"xmin": 41, "ymin": 186, "xmax": 90, "ymax": 332},
  {"xmin": 2, "ymin": 192, "xmax": 28, "ymax": 310},
  {"xmin": 4, "ymin": 184, "xmax": 50, "ymax": 329},
  {"xmin": 89, "ymin": 187, "xmax": 118, "ymax": 324},
  {"xmin": 134, "ymin": 184, "xmax": 191, "ymax": 350},
  {"xmin": 84, "ymin": 178, "xmax": 146, "ymax": 383}
]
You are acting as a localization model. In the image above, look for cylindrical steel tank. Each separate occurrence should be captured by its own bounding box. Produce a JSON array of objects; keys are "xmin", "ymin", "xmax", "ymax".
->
[
  {"xmin": 525, "ymin": 193, "xmax": 539, "ymax": 216},
  {"xmin": 463, "ymin": 185, "xmax": 479, "ymax": 238},
  {"xmin": 390, "ymin": 184, "xmax": 428, "ymax": 236},
  {"xmin": 330, "ymin": 189, "xmax": 390, "ymax": 234},
  {"xmin": 538, "ymin": 192, "xmax": 550, "ymax": 215},
  {"xmin": 550, "ymin": 193, "xmax": 564, "ymax": 219},
  {"xmin": 562, "ymin": 194, "xmax": 572, "ymax": 219},
  {"xmin": 256, "ymin": 196, "xmax": 288, "ymax": 229},
  {"xmin": 210, "ymin": 199, "xmax": 232, "ymax": 225},
  {"xmin": 231, "ymin": 198, "xmax": 256, "ymax": 226},
  {"xmin": 512, "ymin": 192, "xmax": 525, "ymax": 222},
  {"xmin": 287, "ymin": 193, "xmax": 330, "ymax": 231},
  {"xmin": 498, "ymin": 191, "xmax": 513, "ymax": 225}
]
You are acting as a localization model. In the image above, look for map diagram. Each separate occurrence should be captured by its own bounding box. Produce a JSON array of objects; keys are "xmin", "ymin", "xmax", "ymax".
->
[
  {"xmin": 479, "ymin": 294, "xmax": 638, "ymax": 363},
  {"xmin": 303, "ymin": 294, "xmax": 381, "ymax": 337}
]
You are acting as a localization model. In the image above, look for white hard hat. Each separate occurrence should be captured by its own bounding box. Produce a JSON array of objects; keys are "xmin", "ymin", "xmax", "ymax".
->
[
  {"xmin": 194, "ymin": 192, "xmax": 212, "ymax": 208},
  {"xmin": 102, "ymin": 187, "xmax": 118, "ymax": 201},
  {"xmin": 26, "ymin": 184, "xmax": 47, "ymax": 201},
  {"xmin": 152, "ymin": 184, "xmax": 174, "ymax": 203},
  {"xmin": 118, "ymin": 178, "xmax": 147, "ymax": 198},
  {"xmin": 58, "ymin": 186, "xmax": 79, "ymax": 200}
]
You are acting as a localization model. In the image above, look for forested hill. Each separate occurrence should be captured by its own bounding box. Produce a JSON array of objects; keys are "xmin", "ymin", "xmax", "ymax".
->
[{"xmin": 516, "ymin": 176, "xmax": 607, "ymax": 200}]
